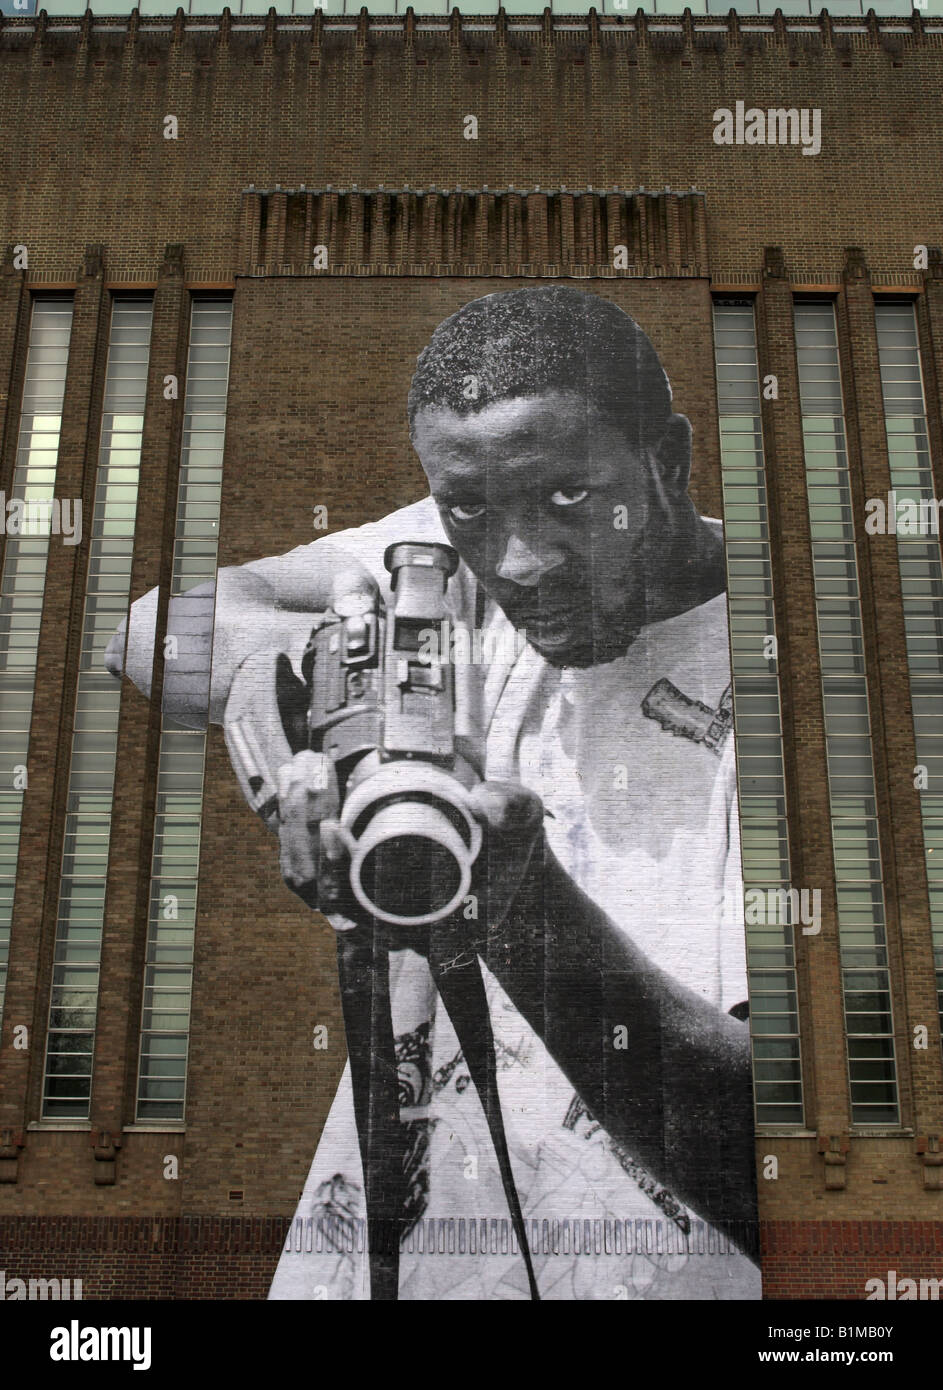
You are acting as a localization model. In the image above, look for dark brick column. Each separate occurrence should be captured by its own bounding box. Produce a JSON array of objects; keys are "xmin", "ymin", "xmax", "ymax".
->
[
  {"xmin": 839, "ymin": 251, "xmax": 943, "ymax": 1134},
  {"xmin": 755, "ymin": 251, "xmax": 850, "ymax": 1138},
  {"xmin": 0, "ymin": 257, "xmax": 29, "ymax": 475},
  {"xmin": 919, "ymin": 253, "xmax": 943, "ymax": 504},
  {"xmin": 0, "ymin": 248, "xmax": 110, "ymax": 1134},
  {"xmin": 90, "ymin": 247, "xmax": 190, "ymax": 1143}
]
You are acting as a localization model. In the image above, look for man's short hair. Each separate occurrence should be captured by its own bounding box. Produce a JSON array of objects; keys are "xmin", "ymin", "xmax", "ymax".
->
[{"xmin": 407, "ymin": 287, "xmax": 673, "ymax": 453}]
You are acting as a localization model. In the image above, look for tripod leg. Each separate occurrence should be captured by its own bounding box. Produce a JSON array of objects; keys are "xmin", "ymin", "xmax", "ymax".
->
[
  {"xmin": 336, "ymin": 924, "xmax": 405, "ymax": 1301},
  {"xmin": 428, "ymin": 927, "xmax": 541, "ymax": 1301}
]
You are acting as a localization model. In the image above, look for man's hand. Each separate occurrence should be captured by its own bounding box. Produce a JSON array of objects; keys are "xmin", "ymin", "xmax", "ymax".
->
[
  {"xmin": 462, "ymin": 780, "xmax": 545, "ymax": 933},
  {"xmin": 273, "ymin": 748, "xmax": 544, "ymax": 938},
  {"xmin": 274, "ymin": 750, "xmax": 342, "ymax": 912}
]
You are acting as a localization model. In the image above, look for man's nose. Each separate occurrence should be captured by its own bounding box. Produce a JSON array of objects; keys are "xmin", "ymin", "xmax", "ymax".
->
[{"xmin": 495, "ymin": 532, "xmax": 566, "ymax": 586}]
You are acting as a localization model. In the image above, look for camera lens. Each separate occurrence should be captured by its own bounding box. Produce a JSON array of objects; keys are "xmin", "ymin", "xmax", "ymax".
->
[
  {"xmin": 342, "ymin": 765, "xmax": 482, "ymax": 927},
  {"xmin": 359, "ymin": 834, "xmax": 462, "ymax": 920}
]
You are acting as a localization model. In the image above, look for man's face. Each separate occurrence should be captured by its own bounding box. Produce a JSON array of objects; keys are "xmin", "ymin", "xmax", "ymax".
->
[{"xmin": 412, "ymin": 391, "xmax": 676, "ymax": 668}]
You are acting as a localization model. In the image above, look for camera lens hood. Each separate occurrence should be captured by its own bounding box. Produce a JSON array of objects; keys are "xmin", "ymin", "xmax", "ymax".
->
[{"xmin": 338, "ymin": 761, "xmax": 482, "ymax": 927}]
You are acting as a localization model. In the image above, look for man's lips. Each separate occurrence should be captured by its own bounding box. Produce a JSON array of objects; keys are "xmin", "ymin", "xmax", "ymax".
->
[
  {"xmin": 503, "ymin": 600, "xmax": 583, "ymax": 645},
  {"xmin": 502, "ymin": 592, "xmax": 583, "ymax": 626},
  {"xmin": 508, "ymin": 607, "xmax": 576, "ymax": 628}
]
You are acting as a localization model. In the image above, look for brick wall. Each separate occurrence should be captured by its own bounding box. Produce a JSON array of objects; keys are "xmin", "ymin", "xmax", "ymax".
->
[
  {"xmin": 0, "ymin": 1216, "xmax": 285, "ymax": 1300},
  {"xmin": 0, "ymin": 12, "xmax": 941, "ymax": 1299},
  {"xmin": 2, "ymin": 1216, "xmax": 942, "ymax": 1300},
  {"xmin": 0, "ymin": 13, "xmax": 940, "ymax": 286},
  {"xmin": 761, "ymin": 1221, "xmax": 943, "ymax": 1300}
]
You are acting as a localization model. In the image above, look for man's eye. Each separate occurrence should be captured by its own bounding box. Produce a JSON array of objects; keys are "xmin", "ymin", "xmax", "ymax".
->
[
  {"xmin": 448, "ymin": 502, "xmax": 486, "ymax": 523},
  {"xmin": 550, "ymin": 487, "xmax": 589, "ymax": 507}
]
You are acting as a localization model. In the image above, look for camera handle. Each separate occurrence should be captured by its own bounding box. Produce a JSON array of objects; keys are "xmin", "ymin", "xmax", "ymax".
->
[{"xmin": 336, "ymin": 911, "xmax": 541, "ymax": 1302}]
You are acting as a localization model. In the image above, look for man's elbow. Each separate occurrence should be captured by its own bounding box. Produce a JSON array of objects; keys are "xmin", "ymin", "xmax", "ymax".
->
[
  {"xmin": 104, "ymin": 620, "xmax": 127, "ymax": 679},
  {"xmin": 103, "ymin": 585, "xmax": 161, "ymax": 697}
]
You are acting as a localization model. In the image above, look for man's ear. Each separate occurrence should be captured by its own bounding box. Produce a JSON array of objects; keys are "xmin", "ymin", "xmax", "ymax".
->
[{"xmin": 652, "ymin": 413, "xmax": 693, "ymax": 495}]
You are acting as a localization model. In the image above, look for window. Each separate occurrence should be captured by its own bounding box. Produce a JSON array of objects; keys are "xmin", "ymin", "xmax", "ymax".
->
[
  {"xmin": 135, "ymin": 298, "xmax": 232, "ymax": 1124},
  {"xmin": 0, "ymin": 298, "xmax": 73, "ymax": 1029},
  {"xmin": 795, "ymin": 300, "xmax": 898, "ymax": 1126},
  {"xmin": 874, "ymin": 300, "xmax": 943, "ymax": 1052},
  {"xmin": 714, "ymin": 300, "xmax": 803, "ymax": 1126},
  {"xmin": 41, "ymin": 298, "xmax": 153, "ymax": 1119}
]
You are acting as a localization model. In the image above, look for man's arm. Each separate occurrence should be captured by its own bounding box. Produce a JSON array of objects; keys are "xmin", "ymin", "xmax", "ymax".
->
[
  {"xmin": 272, "ymin": 754, "xmax": 758, "ymax": 1254},
  {"xmin": 104, "ymin": 543, "xmax": 374, "ymax": 728},
  {"xmin": 480, "ymin": 829, "xmax": 758, "ymax": 1258},
  {"xmin": 105, "ymin": 496, "xmax": 446, "ymax": 727}
]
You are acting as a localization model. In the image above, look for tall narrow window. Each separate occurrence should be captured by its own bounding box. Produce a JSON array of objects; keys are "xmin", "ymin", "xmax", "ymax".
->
[
  {"xmin": 795, "ymin": 300, "xmax": 898, "ymax": 1126},
  {"xmin": 0, "ymin": 298, "xmax": 73, "ymax": 1029},
  {"xmin": 874, "ymin": 300, "xmax": 943, "ymax": 1050},
  {"xmin": 135, "ymin": 298, "xmax": 232, "ymax": 1123},
  {"xmin": 713, "ymin": 300, "xmax": 803, "ymax": 1126},
  {"xmin": 41, "ymin": 299, "xmax": 153, "ymax": 1118}
]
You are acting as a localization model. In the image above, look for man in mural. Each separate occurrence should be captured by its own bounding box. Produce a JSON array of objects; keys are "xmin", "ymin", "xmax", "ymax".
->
[{"xmin": 107, "ymin": 287, "xmax": 760, "ymax": 1300}]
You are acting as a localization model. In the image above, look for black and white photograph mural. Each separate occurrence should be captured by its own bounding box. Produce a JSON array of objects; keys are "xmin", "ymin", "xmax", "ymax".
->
[{"xmin": 109, "ymin": 286, "xmax": 760, "ymax": 1301}]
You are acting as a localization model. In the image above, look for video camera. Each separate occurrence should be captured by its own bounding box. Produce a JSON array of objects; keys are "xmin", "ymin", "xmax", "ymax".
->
[
  {"xmin": 226, "ymin": 539, "xmax": 483, "ymax": 929},
  {"xmin": 299, "ymin": 540, "xmax": 483, "ymax": 927}
]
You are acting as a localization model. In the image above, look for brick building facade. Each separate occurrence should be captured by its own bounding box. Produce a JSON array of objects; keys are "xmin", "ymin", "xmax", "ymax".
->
[{"xmin": 0, "ymin": 8, "xmax": 941, "ymax": 1299}]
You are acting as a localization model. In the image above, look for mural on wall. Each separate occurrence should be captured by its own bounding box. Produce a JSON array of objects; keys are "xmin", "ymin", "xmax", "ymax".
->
[{"xmin": 111, "ymin": 285, "xmax": 760, "ymax": 1301}]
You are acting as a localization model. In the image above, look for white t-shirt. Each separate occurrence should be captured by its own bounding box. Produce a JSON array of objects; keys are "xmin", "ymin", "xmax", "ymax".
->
[{"xmin": 264, "ymin": 495, "xmax": 760, "ymax": 1301}]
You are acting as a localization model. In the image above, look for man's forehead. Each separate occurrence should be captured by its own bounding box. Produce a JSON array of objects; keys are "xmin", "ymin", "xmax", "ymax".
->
[
  {"xmin": 415, "ymin": 393, "xmax": 569, "ymax": 442},
  {"xmin": 413, "ymin": 393, "xmax": 634, "ymax": 479}
]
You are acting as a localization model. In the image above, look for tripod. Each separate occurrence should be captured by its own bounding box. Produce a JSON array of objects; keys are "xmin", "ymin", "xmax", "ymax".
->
[{"xmin": 336, "ymin": 912, "xmax": 541, "ymax": 1301}]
